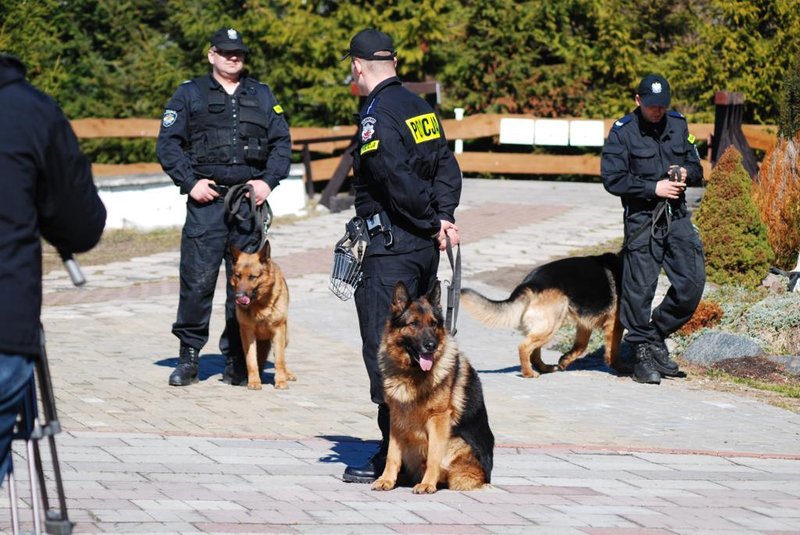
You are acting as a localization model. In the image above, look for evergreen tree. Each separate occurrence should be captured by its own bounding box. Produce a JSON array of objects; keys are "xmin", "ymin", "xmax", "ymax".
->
[{"xmin": 695, "ymin": 146, "xmax": 773, "ymax": 288}]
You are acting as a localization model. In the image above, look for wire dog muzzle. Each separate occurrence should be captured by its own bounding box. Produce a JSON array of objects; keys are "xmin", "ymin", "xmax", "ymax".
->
[{"xmin": 329, "ymin": 216, "xmax": 369, "ymax": 301}]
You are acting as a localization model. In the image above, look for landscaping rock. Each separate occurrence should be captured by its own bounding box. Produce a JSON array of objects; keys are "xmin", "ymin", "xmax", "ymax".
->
[{"xmin": 682, "ymin": 331, "xmax": 765, "ymax": 365}]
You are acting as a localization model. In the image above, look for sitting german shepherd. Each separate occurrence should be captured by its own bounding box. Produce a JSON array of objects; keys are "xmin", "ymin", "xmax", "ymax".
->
[
  {"xmin": 229, "ymin": 242, "xmax": 295, "ymax": 390},
  {"xmin": 372, "ymin": 282, "xmax": 494, "ymax": 494},
  {"xmin": 461, "ymin": 252, "xmax": 623, "ymax": 377}
]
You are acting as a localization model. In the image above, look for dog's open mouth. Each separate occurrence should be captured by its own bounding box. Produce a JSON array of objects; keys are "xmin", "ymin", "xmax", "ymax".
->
[
  {"xmin": 236, "ymin": 295, "xmax": 251, "ymax": 306},
  {"xmin": 419, "ymin": 353, "xmax": 434, "ymax": 371}
]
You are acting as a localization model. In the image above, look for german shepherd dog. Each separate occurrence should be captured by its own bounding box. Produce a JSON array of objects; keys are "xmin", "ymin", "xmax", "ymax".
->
[
  {"xmin": 461, "ymin": 252, "xmax": 623, "ymax": 378},
  {"xmin": 229, "ymin": 242, "xmax": 295, "ymax": 390},
  {"xmin": 372, "ymin": 282, "xmax": 494, "ymax": 494}
]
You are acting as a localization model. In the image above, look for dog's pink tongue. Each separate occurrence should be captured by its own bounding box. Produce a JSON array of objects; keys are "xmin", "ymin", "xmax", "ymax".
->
[
  {"xmin": 419, "ymin": 354, "xmax": 433, "ymax": 371},
  {"xmin": 236, "ymin": 295, "xmax": 251, "ymax": 306}
]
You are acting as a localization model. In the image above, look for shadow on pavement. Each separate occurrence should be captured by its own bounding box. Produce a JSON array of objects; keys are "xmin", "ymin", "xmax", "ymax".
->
[{"xmin": 316, "ymin": 435, "xmax": 381, "ymax": 467}]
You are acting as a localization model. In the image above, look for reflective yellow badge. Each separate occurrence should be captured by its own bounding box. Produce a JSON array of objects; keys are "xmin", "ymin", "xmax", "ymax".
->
[
  {"xmin": 360, "ymin": 140, "xmax": 379, "ymax": 155},
  {"xmin": 405, "ymin": 113, "xmax": 441, "ymax": 143},
  {"xmin": 688, "ymin": 134, "xmax": 696, "ymax": 144},
  {"xmin": 273, "ymin": 104, "xmax": 284, "ymax": 114}
]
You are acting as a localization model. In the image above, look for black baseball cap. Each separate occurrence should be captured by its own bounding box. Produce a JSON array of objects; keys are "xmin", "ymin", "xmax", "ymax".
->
[
  {"xmin": 342, "ymin": 29, "xmax": 396, "ymax": 61},
  {"xmin": 637, "ymin": 74, "xmax": 671, "ymax": 107},
  {"xmin": 210, "ymin": 28, "xmax": 249, "ymax": 53}
]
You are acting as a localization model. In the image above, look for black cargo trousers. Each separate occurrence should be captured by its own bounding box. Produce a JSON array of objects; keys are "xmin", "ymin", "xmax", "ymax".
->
[
  {"xmin": 172, "ymin": 194, "xmax": 261, "ymax": 357},
  {"xmin": 620, "ymin": 208, "xmax": 706, "ymax": 347},
  {"xmin": 354, "ymin": 244, "xmax": 439, "ymax": 396}
]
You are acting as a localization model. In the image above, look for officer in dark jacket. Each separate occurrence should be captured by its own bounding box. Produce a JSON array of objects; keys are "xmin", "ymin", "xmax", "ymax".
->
[
  {"xmin": 601, "ymin": 74, "xmax": 706, "ymax": 385},
  {"xmin": 157, "ymin": 28, "xmax": 291, "ymax": 387},
  {"xmin": 340, "ymin": 29, "xmax": 463, "ymax": 483},
  {"xmin": 0, "ymin": 54, "xmax": 106, "ymax": 482}
]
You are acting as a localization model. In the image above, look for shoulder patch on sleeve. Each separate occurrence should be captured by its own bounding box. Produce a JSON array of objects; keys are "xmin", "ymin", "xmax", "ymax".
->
[
  {"xmin": 611, "ymin": 114, "xmax": 633, "ymax": 130},
  {"xmin": 273, "ymin": 104, "xmax": 284, "ymax": 114},
  {"xmin": 360, "ymin": 139, "xmax": 380, "ymax": 155},
  {"xmin": 688, "ymin": 133, "xmax": 696, "ymax": 144},
  {"xmin": 668, "ymin": 110, "xmax": 686, "ymax": 120},
  {"xmin": 162, "ymin": 109, "xmax": 178, "ymax": 128},
  {"xmin": 360, "ymin": 116, "xmax": 377, "ymax": 143}
]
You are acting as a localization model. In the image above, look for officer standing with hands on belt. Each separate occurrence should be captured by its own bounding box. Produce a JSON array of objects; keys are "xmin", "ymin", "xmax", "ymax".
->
[
  {"xmin": 340, "ymin": 28, "xmax": 463, "ymax": 483},
  {"xmin": 601, "ymin": 74, "xmax": 706, "ymax": 385},
  {"xmin": 157, "ymin": 28, "xmax": 291, "ymax": 387}
]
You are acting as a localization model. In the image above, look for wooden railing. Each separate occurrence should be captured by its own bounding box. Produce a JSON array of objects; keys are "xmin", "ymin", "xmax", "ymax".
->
[{"xmin": 72, "ymin": 115, "xmax": 777, "ymax": 183}]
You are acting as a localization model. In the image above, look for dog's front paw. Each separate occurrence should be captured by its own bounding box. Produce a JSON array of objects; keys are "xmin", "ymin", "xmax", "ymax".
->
[
  {"xmin": 412, "ymin": 482, "xmax": 437, "ymax": 494},
  {"xmin": 274, "ymin": 380, "xmax": 288, "ymax": 390},
  {"xmin": 247, "ymin": 381, "xmax": 263, "ymax": 390},
  {"xmin": 371, "ymin": 478, "xmax": 396, "ymax": 491}
]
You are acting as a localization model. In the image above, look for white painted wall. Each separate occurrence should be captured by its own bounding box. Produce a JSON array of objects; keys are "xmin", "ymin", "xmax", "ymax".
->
[{"xmin": 97, "ymin": 164, "xmax": 307, "ymax": 230}]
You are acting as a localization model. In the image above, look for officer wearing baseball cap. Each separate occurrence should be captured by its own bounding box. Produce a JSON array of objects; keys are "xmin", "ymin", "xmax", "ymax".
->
[
  {"xmin": 157, "ymin": 28, "xmax": 290, "ymax": 388},
  {"xmin": 342, "ymin": 28, "xmax": 396, "ymax": 61},
  {"xmin": 601, "ymin": 74, "xmax": 706, "ymax": 385},
  {"xmin": 340, "ymin": 28, "xmax": 464, "ymax": 483},
  {"xmin": 209, "ymin": 27, "xmax": 250, "ymax": 53}
]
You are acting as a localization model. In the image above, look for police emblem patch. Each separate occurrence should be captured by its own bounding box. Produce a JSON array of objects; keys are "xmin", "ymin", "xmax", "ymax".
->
[
  {"xmin": 227, "ymin": 29, "xmax": 238, "ymax": 40},
  {"xmin": 651, "ymin": 82, "xmax": 663, "ymax": 94},
  {"xmin": 361, "ymin": 117, "xmax": 376, "ymax": 142},
  {"xmin": 162, "ymin": 109, "xmax": 177, "ymax": 128}
]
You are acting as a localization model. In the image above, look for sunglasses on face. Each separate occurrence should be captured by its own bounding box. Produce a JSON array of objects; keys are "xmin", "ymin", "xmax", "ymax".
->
[{"xmin": 214, "ymin": 49, "xmax": 246, "ymax": 59}]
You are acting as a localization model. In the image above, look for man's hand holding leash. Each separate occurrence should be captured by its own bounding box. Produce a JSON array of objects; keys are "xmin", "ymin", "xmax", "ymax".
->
[
  {"xmin": 437, "ymin": 221, "xmax": 460, "ymax": 251},
  {"xmin": 655, "ymin": 165, "xmax": 687, "ymax": 200}
]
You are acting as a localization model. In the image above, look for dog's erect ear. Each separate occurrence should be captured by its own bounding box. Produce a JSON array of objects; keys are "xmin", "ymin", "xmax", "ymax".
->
[
  {"xmin": 391, "ymin": 281, "xmax": 410, "ymax": 313},
  {"xmin": 426, "ymin": 280, "xmax": 441, "ymax": 308},
  {"xmin": 229, "ymin": 244, "xmax": 242, "ymax": 262},
  {"xmin": 259, "ymin": 241, "xmax": 271, "ymax": 264}
]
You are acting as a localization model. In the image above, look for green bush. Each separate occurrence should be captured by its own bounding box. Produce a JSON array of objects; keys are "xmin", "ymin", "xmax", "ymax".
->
[{"xmin": 695, "ymin": 146, "xmax": 773, "ymax": 288}]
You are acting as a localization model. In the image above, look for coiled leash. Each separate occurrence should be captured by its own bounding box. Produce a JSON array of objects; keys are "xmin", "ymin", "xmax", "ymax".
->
[
  {"xmin": 223, "ymin": 184, "xmax": 273, "ymax": 251},
  {"xmin": 443, "ymin": 233, "xmax": 461, "ymax": 335},
  {"xmin": 622, "ymin": 167, "xmax": 680, "ymax": 250}
]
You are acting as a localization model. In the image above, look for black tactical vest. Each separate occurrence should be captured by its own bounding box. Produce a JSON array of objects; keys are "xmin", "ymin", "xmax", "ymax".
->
[{"xmin": 187, "ymin": 75, "xmax": 270, "ymax": 167}]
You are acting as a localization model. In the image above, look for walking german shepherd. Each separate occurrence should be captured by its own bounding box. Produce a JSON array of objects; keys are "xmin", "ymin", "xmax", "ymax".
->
[
  {"xmin": 461, "ymin": 252, "xmax": 623, "ymax": 378},
  {"xmin": 229, "ymin": 242, "xmax": 295, "ymax": 390},
  {"xmin": 372, "ymin": 281, "xmax": 494, "ymax": 494}
]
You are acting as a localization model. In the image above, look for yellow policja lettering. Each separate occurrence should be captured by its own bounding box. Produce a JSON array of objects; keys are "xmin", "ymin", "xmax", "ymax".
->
[{"xmin": 405, "ymin": 113, "xmax": 441, "ymax": 143}]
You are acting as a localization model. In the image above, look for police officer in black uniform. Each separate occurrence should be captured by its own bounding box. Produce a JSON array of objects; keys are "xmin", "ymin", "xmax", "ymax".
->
[
  {"xmin": 601, "ymin": 74, "xmax": 706, "ymax": 385},
  {"xmin": 157, "ymin": 28, "xmax": 291, "ymax": 387},
  {"xmin": 340, "ymin": 29, "xmax": 463, "ymax": 482}
]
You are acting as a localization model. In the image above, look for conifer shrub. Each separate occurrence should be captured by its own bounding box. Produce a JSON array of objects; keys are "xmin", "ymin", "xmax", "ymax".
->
[
  {"xmin": 694, "ymin": 146, "xmax": 773, "ymax": 288},
  {"xmin": 753, "ymin": 137, "xmax": 800, "ymax": 269},
  {"xmin": 753, "ymin": 59, "xmax": 800, "ymax": 269}
]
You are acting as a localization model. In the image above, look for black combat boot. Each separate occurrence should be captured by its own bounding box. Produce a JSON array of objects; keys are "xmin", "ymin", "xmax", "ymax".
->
[
  {"xmin": 649, "ymin": 341, "xmax": 681, "ymax": 377},
  {"xmin": 169, "ymin": 345, "xmax": 199, "ymax": 386},
  {"xmin": 632, "ymin": 344, "xmax": 661, "ymax": 384},
  {"xmin": 221, "ymin": 353, "xmax": 247, "ymax": 386},
  {"xmin": 342, "ymin": 404, "xmax": 389, "ymax": 483}
]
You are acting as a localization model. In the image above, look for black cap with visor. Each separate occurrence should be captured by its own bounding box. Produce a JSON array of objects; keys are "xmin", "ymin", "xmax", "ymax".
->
[{"xmin": 342, "ymin": 29, "xmax": 396, "ymax": 61}]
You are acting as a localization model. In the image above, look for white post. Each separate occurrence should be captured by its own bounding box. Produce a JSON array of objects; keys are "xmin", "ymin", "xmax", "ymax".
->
[{"xmin": 453, "ymin": 107, "xmax": 464, "ymax": 154}]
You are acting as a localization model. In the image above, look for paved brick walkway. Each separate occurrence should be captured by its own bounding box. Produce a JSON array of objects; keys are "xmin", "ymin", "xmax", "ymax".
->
[{"xmin": 3, "ymin": 179, "xmax": 799, "ymax": 534}]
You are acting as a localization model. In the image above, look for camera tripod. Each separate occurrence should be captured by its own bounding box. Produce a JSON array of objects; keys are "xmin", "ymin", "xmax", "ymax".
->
[{"xmin": 5, "ymin": 257, "xmax": 84, "ymax": 535}]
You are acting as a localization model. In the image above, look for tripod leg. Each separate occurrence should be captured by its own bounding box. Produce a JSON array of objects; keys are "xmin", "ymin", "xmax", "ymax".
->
[
  {"xmin": 8, "ymin": 470, "xmax": 21, "ymax": 535},
  {"xmin": 27, "ymin": 439, "xmax": 42, "ymax": 534}
]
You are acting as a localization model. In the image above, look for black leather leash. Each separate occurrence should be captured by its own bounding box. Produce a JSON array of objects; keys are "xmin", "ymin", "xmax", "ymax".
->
[
  {"xmin": 444, "ymin": 233, "xmax": 461, "ymax": 336},
  {"xmin": 621, "ymin": 200, "xmax": 671, "ymax": 250},
  {"xmin": 223, "ymin": 184, "xmax": 273, "ymax": 251}
]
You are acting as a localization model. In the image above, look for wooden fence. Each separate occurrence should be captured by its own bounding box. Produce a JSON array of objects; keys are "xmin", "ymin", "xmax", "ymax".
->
[{"xmin": 72, "ymin": 114, "xmax": 777, "ymax": 184}]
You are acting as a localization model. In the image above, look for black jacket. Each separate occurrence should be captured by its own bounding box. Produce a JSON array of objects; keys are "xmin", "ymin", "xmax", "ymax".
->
[
  {"xmin": 601, "ymin": 108, "xmax": 703, "ymax": 213},
  {"xmin": 0, "ymin": 55, "xmax": 106, "ymax": 357},
  {"xmin": 353, "ymin": 77, "xmax": 462, "ymax": 255},
  {"xmin": 156, "ymin": 74, "xmax": 291, "ymax": 193}
]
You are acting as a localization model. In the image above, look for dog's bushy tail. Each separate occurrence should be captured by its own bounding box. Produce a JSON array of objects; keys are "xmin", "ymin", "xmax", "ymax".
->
[{"xmin": 460, "ymin": 288, "xmax": 527, "ymax": 330}]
